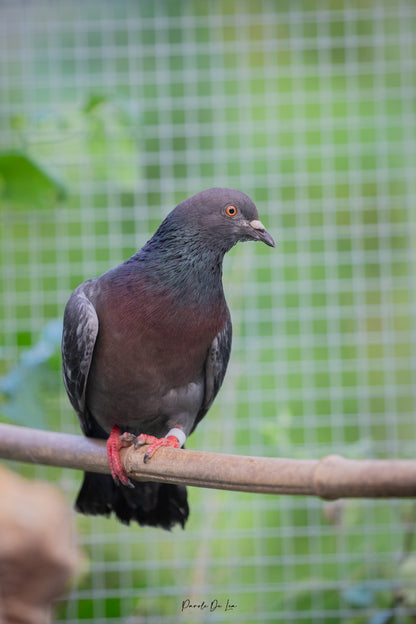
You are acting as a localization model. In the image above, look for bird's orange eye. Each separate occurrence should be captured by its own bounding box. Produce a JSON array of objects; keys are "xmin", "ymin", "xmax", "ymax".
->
[{"xmin": 226, "ymin": 205, "xmax": 237, "ymax": 217}]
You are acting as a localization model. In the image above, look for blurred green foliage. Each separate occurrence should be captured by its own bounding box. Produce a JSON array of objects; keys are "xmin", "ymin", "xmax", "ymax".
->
[
  {"xmin": 0, "ymin": 319, "xmax": 62, "ymax": 428},
  {"xmin": 0, "ymin": 151, "xmax": 65, "ymax": 211},
  {"xmin": 4, "ymin": 94, "xmax": 140, "ymax": 206}
]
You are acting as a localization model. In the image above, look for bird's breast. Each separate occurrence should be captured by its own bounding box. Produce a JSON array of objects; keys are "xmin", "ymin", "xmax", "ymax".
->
[{"xmin": 85, "ymin": 276, "xmax": 228, "ymax": 430}]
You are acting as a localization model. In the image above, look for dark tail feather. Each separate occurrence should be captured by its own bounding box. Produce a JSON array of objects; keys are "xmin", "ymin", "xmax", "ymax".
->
[{"xmin": 75, "ymin": 472, "xmax": 189, "ymax": 530}]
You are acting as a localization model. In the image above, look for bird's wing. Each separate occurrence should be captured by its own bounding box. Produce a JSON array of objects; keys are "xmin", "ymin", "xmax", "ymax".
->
[
  {"xmin": 191, "ymin": 312, "xmax": 232, "ymax": 433},
  {"xmin": 61, "ymin": 286, "xmax": 99, "ymax": 436}
]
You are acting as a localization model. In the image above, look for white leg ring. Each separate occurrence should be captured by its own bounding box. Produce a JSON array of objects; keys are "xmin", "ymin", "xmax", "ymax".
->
[{"xmin": 166, "ymin": 427, "xmax": 187, "ymax": 448}]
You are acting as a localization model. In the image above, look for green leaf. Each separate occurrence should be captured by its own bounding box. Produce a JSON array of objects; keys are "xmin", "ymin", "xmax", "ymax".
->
[
  {"xmin": 83, "ymin": 93, "xmax": 110, "ymax": 114},
  {"xmin": 0, "ymin": 372, "xmax": 48, "ymax": 429},
  {"xmin": 342, "ymin": 584, "xmax": 375, "ymax": 608},
  {"xmin": 397, "ymin": 554, "xmax": 416, "ymax": 606},
  {"xmin": 0, "ymin": 151, "xmax": 66, "ymax": 211},
  {"xmin": 0, "ymin": 320, "xmax": 63, "ymax": 429},
  {"xmin": 367, "ymin": 610, "xmax": 394, "ymax": 624}
]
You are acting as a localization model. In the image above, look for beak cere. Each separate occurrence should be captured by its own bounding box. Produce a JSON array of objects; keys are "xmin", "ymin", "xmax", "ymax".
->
[
  {"xmin": 250, "ymin": 219, "xmax": 266, "ymax": 232},
  {"xmin": 248, "ymin": 219, "xmax": 276, "ymax": 248}
]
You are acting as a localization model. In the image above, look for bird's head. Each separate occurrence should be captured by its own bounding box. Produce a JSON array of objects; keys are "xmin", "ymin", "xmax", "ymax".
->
[{"xmin": 171, "ymin": 187, "xmax": 275, "ymax": 253}]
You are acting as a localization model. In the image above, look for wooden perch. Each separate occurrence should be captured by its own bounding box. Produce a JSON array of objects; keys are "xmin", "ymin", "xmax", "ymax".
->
[{"xmin": 0, "ymin": 423, "xmax": 415, "ymax": 499}]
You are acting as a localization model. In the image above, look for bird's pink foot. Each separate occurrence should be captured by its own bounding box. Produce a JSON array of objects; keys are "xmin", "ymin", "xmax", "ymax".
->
[
  {"xmin": 135, "ymin": 433, "xmax": 180, "ymax": 464},
  {"xmin": 107, "ymin": 426, "xmax": 135, "ymax": 487}
]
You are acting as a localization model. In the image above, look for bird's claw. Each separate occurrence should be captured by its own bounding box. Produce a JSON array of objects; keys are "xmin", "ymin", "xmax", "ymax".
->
[
  {"xmin": 134, "ymin": 433, "xmax": 151, "ymax": 449},
  {"xmin": 135, "ymin": 434, "xmax": 180, "ymax": 464},
  {"xmin": 119, "ymin": 432, "xmax": 136, "ymax": 445},
  {"xmin": 107, "ymin": 426, "xmax": 135, "ymax": 487}
]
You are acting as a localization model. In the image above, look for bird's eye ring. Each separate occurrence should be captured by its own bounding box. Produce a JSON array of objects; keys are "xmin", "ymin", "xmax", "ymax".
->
[{"xmin": 225, "ymin": 205, "xmax": 237, "ymax": 217}]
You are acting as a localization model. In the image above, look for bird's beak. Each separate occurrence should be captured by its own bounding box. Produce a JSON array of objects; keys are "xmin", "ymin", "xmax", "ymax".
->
[{"xmin": 249, "ymin": 220, "xmax": 276, "ymax": 248}]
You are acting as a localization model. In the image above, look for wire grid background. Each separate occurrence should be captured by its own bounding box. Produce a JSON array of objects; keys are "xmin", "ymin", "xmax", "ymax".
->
[{"xmin": 1, "ymin": 1, "xmax": 416, "ymax": 622}]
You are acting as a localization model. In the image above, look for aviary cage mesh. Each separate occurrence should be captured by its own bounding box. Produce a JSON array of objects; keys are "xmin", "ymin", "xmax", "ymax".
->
[{"xmin": 1, "ymin": 1, "xmax": 416, "ymax": 622}]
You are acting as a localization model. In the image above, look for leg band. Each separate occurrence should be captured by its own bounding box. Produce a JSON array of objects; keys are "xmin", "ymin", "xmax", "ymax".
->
[{"xmin": 166, "ymin": 427, "xmax": 187, "ymax": 448}]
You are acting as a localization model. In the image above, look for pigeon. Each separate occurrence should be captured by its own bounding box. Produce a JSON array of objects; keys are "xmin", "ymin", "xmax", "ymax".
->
[{"xmin": 62, "ymin": 188, "xmax": 275, "ymax": 530}]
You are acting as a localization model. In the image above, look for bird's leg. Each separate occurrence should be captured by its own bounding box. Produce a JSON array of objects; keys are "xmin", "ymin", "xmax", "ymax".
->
[
  {"xmin": 106, "ymin": 426, "xmax": 135, "ymax": 487},
  {"xmin": 135, "ymin": 427, "xmax": 187, "ymax": 464}
]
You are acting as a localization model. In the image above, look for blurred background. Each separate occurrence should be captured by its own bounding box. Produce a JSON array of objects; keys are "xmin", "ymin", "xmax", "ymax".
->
[{"xmin": 1, "ymin": 0, "xmax": 416, "ymax": 622}]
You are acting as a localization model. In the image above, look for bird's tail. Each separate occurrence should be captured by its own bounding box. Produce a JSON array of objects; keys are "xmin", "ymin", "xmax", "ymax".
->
[{"xmin": 75, "ymin": 472, "xmax": 189, "ymax": 530}]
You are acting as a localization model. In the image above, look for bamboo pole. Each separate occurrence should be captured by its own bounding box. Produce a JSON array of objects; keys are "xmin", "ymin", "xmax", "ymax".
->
[{"xmin": 0, "ymin": 423, "xmax": 415, "ymax": 499}]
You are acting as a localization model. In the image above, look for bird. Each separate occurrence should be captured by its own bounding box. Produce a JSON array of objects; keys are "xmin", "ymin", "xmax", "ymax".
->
[{"xmin": 61, "ymin": 188, "xmax": 275, "ymax": 530}]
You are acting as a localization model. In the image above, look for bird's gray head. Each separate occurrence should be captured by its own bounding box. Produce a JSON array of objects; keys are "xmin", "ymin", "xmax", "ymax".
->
[
  {"xmin": 135, "ymin": 188, "xmax": 275, "ymax": 299},
  {"xmin": 169, "ymin": 187, "xmax": 275, "ymax": 253}
]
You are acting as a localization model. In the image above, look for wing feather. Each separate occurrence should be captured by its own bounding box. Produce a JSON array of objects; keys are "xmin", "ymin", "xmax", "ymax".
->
[
  {"xmin": 191, "ymin": 313, "xmax": 232, "ymax": 433},
  {"xmin": 61, "ymin": 287, "xmax": 99, "ymax": 435}
]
